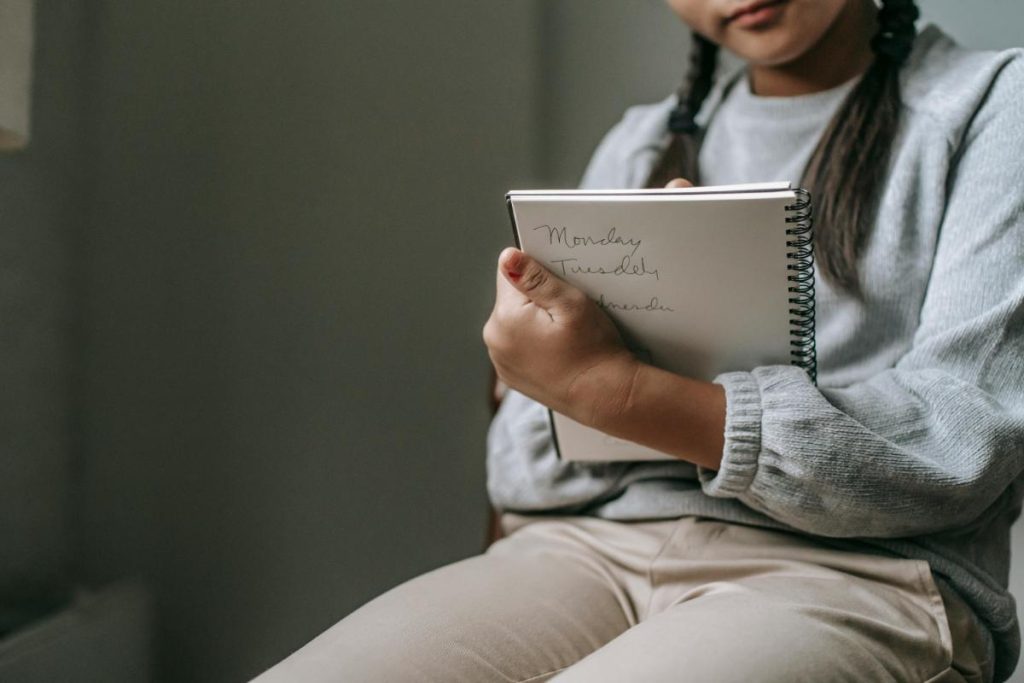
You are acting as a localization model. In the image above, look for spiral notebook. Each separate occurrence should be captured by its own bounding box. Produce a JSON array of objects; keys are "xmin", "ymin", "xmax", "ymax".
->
[{"xmin": 506, "ymin": 182, "xmax": 816, "ymax": 462}]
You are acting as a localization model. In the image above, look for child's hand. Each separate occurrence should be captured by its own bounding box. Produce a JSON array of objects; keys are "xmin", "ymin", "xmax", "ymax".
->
[{"xmin": 483, "ymin": 248, "xmax": 638, "ymax": 427}]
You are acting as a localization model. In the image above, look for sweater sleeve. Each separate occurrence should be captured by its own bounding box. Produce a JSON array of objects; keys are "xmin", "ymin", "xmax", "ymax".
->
[{"xmin": 698, "ymin": 58, "xmax": 1024, "ymax": 538}]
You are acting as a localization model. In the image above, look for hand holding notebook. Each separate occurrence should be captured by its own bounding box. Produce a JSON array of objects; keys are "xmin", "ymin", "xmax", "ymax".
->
[{"xmin": 503, "ymin": 182, "xmax": 816, "ymax": 462}]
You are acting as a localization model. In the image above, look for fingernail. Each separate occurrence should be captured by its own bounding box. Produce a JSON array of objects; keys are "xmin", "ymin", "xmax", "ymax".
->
[{"xmin": 503, "ymin": 249, "xmax": 524, "ymax": 281}]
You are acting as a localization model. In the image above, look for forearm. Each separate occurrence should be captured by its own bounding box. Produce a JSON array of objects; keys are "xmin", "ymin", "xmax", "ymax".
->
[{"xmin": 573, "ymin": 357, "xmax": 726, "ymax": 470}]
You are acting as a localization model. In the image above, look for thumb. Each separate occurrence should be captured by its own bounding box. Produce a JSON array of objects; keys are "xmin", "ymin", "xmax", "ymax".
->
[
  {"xmin": 499, "ymin": 247, "xmax": 570, "ymax": 310},
  {"xmin": 665, "ymin": 178, "xmax": 694, "ymax": 189}
]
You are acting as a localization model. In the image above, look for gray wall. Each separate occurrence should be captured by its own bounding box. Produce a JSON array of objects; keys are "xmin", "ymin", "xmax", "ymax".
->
[
  {"xmin": 77, "ymin": 2, "xmax": 539, "ymax": 681},
  {"xmin": 0, "ymin": 0, "xmax": 86, "ymax": 630},
  {"xmin": 539, "ymin": 0, "xmax": 689, "ymax": 187},
  {"xmin": 926, "ymin": 0, "xmax": 1023, "ymax": 50}
]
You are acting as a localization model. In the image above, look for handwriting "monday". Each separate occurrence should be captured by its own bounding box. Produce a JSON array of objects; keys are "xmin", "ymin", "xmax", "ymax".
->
[{"xmin": 533, "ymin": 224, "xmax": 642, "ymax": 257}]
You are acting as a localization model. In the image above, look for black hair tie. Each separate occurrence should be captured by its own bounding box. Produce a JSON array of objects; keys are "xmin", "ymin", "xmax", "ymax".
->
[
  {"xmin": 668, "ymin": 105, "xmax": 698, "ymax": 135},
  {"xmin": 873, "ymin": 1, "xmax": 920, "ymax": 65}
]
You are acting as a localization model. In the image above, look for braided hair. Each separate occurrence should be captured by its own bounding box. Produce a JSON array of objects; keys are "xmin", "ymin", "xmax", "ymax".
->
[
  {"xmin": 646, "ymin": 33, "xmax": 719, "ymax": 186},
  {"xmin": 647, "ymin": 0, "xmax": 921, "ymax": 295}
]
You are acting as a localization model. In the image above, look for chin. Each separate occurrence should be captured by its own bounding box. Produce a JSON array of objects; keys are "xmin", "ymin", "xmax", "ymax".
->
[
  {"xmin": 724, "ymin": 32, "xmax": 819, "ymax": 67},
  {"xmin": 708, "ymin": 0, "xmax": 852, "ymax": 69}
]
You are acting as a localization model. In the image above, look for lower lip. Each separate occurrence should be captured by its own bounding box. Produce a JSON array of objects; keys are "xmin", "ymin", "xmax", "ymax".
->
[{"xmin": 731, "ymin": 2, "xmax": 787, "ymax": 29}]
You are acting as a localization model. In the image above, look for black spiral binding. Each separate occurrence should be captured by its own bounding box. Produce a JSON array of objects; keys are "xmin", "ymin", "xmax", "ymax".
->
[{"xmin": 785, "ymin": 189, "xmax": 817, "ymax": 384}]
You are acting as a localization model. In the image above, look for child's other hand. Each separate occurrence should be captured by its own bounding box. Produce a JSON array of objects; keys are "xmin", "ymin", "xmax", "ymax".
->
[
  {"xmin": 483, "ymin": 248, "xmax": 637, "ymax": 427},
  {"xmin": 665, "ymin": 178, "xmax": 693, "ymax": 189}
]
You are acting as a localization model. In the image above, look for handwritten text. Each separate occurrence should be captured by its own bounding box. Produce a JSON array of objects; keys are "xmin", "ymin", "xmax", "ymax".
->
[
  {"xmin": 533, "ymin": 224, "xmax": 642, "ymax": 257},
  {"xmin": 549, "ymin": 255, "xmax": 660, "ymax": 281},
  {"xmin": 596, "ymin": 295, "xmax": 674, "ymax": 313}
]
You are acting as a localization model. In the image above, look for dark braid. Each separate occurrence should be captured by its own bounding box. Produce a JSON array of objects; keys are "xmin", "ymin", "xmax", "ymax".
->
[
  {"xmin": 669, "ymin": 33, "xmax": 720, "ymax": 135},
  {"xmin": 645, "ymin": 33, "xmax": 719, "ymax": 188},
  {"xmin": 805, "ymin": 0, "xmax": 920, "ymax": 294},
  {"xmin": 647, "ymin": 0, "xmax": 920, "ymax": 295}
]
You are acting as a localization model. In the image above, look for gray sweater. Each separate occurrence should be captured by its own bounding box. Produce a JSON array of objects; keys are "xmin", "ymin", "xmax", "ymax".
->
[{"xmin": 488, "ymin": 26, "xmax": 1024, "ymax": 681}]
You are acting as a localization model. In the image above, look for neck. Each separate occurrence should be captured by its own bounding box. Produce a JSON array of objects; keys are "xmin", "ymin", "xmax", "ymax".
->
[{"xmin": 750, "ymin": 0, "xmax": 878, "ymax": 96}]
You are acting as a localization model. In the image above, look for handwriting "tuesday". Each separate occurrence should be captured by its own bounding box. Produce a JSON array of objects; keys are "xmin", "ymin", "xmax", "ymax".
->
[{"xmin": 549, "ymin": 255, "xmax": 660, "ymax": 280}]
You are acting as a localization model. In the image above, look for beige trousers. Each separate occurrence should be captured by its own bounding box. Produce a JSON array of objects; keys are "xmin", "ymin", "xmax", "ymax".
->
[{"xmin": 254, "ymin": 515, "xmax": 990, "ymax": 682}]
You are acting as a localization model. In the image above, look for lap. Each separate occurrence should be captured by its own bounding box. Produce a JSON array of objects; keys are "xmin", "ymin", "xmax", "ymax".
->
[
  {"xmin": 252, "ymin": 516, "xmax": 986, "ymax": 683},
  {"xmin": 252, "ymin": 516, "xmax": 669, "ymax": 683},
  {"xmin": 554, "ymin": 568, "xmax": 962, "ymax": 682}
]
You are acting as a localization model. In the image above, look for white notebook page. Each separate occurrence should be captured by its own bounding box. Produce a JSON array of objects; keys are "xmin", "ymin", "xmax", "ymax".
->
[{"xmin": 508, "ymin": 187, "xmax": 799, "ymax": 461}]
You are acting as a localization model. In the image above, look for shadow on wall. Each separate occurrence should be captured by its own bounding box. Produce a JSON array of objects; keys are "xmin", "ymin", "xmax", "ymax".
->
[{"xmin": 4, "ymin": 1, "xmax": 541, "ymax": 682}]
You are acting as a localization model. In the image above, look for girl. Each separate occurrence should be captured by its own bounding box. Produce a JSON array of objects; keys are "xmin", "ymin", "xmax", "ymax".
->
[{"xmin": 257, "ymin": 1, "xmax": 1024, "ymax": 681}]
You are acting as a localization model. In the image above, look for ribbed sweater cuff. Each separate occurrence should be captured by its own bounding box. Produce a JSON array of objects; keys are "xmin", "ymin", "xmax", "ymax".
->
[{"xmin": 698, "ymin": 371, "xmax": 763, "ymax": 497}]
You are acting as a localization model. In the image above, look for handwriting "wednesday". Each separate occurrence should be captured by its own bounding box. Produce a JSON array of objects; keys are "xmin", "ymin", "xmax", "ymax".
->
[{"xmin": 596, "ymin": 294, "xmax": 674, "ymax": 313}]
